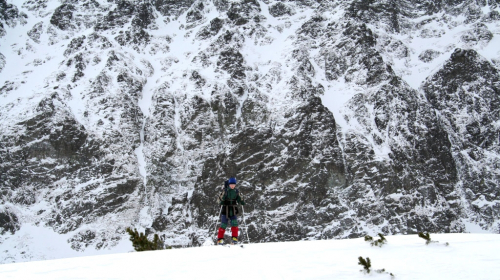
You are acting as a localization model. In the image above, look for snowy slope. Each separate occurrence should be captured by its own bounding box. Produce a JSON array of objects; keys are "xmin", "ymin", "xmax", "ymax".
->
[{"xmin": 1, "ymin": 233, "xmax": 500, "ymax": 280}]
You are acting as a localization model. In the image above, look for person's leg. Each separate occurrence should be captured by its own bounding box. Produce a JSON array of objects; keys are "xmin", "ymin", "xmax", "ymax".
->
[
  {"xmin": 230, "ymin": 215, "xmax": 238, "ymax": 238},
  {"xmin": 218, "ymin": 215, "xmax": 229, "ymax": 240}
]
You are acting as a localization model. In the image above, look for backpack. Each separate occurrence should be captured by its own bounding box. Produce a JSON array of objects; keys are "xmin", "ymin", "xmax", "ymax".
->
[{"xmin": 217, "ymin": 180, "xmax": 239, "ymax": 204}]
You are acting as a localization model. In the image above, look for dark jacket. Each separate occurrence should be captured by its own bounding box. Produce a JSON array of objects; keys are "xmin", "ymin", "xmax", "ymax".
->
[{"xmin": 220, "ymin": 188, "xmax": 245, "ymax": 216}]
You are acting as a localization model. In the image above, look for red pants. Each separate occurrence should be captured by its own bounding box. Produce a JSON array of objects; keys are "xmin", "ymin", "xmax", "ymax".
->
[{"xmin": 217, "ymin": 227, "xmax": 238, "ymax": 239}]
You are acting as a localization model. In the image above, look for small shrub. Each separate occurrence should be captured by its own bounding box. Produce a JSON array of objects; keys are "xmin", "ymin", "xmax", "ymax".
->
[
  {"xmin": 126, "ymin": 228, "xmax": 168, "ymax": 251},
  {"xmin": 358, "ymin": 256, "xmax": 371, "ymax": 273},
  {"xmin": 365, "ymin": 233, "xmax": 387, "ymax": 247},
  {"xmin": 418, "ymin": 232, "xmax": 431, "ymax": 244},
  {"xmin": 418, "ymin": 232, "xmax": 449, "ymax": 246},
  {"xmin": 358, "ymin": 256, "xmax": 395, "ymax": 278}
]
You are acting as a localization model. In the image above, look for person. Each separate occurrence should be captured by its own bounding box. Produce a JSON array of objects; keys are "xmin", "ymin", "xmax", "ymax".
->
[{"xmin": 217, "ymin": 177, "xmax": 245, "ymax": 245}]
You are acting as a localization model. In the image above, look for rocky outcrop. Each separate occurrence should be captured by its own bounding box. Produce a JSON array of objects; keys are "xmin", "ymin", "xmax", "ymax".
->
[
  {"xmin": 154, "ymin": 0, "xmax": 196, "ymax": 17},
  {"xmin": 0, "ymin": 207, "xmax": 19, "ymax": 235},
  {"xmin": 95, "ymin": 1, "xmax": 135, "ymax": 31},
  {"xmin": 269, "ymin": 2, "xmax": 295, "ymax": 17},
  {"xmin": 418, "ymin": 49, "xmax": 442, "ymax": 63},
  {"xmin": 227, "ymin": 0, "xmax": 261, "ymax": 26},
  {"xmin": 423, "ymin": 48, "xmax": 500, "ymax": 228},
  {"xmin": 1, "ymin": 0, "xmax": 499, "ymax": 262},
  {"xmin": 0, "ymin": 0, "xmax": 20, "ymax": 26},
  {"xmin": 0, "ymin": 92, "xmax": 142, "ymax": 237},
  {"xmin": 50, "ymin": 4, "xmax": 76, "ymax": 30},
  {"xmin": 0, "ymin": 52, "xmax": 5, "ymax": 73}
]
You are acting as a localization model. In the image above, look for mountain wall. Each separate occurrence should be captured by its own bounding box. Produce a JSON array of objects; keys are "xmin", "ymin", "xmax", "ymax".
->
[{"xmin": 0, "ymin": 0, "xmax": 499, "ymax": 262}]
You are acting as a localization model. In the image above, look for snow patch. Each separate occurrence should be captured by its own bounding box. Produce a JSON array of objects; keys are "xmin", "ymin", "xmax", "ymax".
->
[
  {"xmin": 0, "ymin": 224, "xmax": 133, "ymax": 264},
  {"xmin": 1, "ymin": 234, "xmax": 499, "ymax": 279}
]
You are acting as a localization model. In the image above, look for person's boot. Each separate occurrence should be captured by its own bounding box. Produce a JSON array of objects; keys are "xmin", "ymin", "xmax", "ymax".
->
[
  {"xmin": 217, "ymin": 238, "xmax": 225, "ymax": 245},
  {"xmin": 231, "ymin": 227, "xmax": 239, "ymax": 244}
]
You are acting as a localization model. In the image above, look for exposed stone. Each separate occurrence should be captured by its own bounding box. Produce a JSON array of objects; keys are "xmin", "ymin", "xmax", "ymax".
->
[
  {"xmin": 217, "ymin": 49, "xmax": 246, "ymax": 80},
  {"xmin": 50, "ymin": 4, "xmax": 75, "ymax": 30},
  {"xmin": 269, "ymin": 2, "xmax": 294, "ymax": 17},
  {"xmin": 186, "ymin": 1, "xmax": 204, "ymax": 23},
  {"xmin": 27, "ymin": 21, "xmax": 43, "ymax": 43},
  {"xmin": 0, "ymin": 208, "xmax": 20, "ymax": 235},
  {"xmin": 0, "ymin": 0, "xmax": 20, "ymax": 27},
  {"xmin": 154, "ymin": 0, "xmax": 195, "ymax": 17},
  {"xmin": 418, "ymin": 49, "xmax": 442, "ymax": 63},
  {"xmin": 1, "ymin": 0, "xmax": 500, "ymax": 261},
  {"xmin": 0, "ymin": 52, "xmax": 5, "ymax": 73},
  {"xmin": 227, "ymin": 0, "xmax": 261, "ymax": 26},
  {"xmin": 95, "ymin": 0, "xmax": 135, "ymax": 31}
]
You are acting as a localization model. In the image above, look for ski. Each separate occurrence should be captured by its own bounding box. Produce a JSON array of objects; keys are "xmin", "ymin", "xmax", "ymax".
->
[{"xmin": 217, "ymin": 243, "xmax": 244, "ymax": 248}]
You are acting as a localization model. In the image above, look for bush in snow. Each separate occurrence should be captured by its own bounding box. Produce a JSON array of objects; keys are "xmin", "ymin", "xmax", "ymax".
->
[
  {"xmin": 126, "ymin": 228, "xmax": 169, "ymax": 251},
  {"xmin": 358, "ymin": 256, "xmax": 371, "ymax": 273},
  {"xmin": 365, "ymin": 233, "xmax": 387, "ymax": 247},
  {"xmin": 358, "ymin": 256, "xmax": 395, "ymax": 278},
  {"xmin": 418, "ymin": 232, "xmax": 449, "ymax": 246},
  {"xmin": 418, "ymin": 232, "xmax": 431, "ymax": 244}
]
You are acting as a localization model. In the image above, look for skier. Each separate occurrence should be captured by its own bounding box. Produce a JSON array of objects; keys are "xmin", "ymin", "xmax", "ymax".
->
[{"xmin": 217, "ymin": 177, "xmax": 245, "ymax": 245}]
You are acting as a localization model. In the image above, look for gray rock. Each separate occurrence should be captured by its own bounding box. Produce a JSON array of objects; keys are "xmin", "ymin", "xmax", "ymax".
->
[
  {"xmin": 95, "ymin": 0, "xmax": 135, "ymax": 31},
  {"xmin": 0, "ymin": 52, "xmax": 4, "ymax": 73},
  {"xmin": 460, "ymin": 23, "xmax": 493, "ymax": 46},
  {"xmin": 186, "ymin": 1, "xmax": 204, "ymax": 23},
  {"xmin": 1, "ymin": 0, "xmax": 500, "ymax": 260},
  {"xmin": 0, "ymin": 208, "xmax": 20, "ymax": 235},
  {"xmin": 154, "ymin": 0, "xmax": 195, "ymax": 17},
  {"xmin": 269, "ymin": 2, "xmax": 294, "ymax": 17},
  {"xmin": 422, "ymin": 48, "xmax": 500, "ymax": 227},
  {"xmin": 132, "ymin": 2, "xmax": 157, "ymax": 29},
  {"xmin": 0, "ymin": 0, "xmax": 20, "ymax": 27},
  {"xmin": 418, "ymin": 49, "xmax": 442, "ymax": 63},
  {"xmin": 27, "ymin": 21, "xmax": 43, "ymax": 43},
  {"xmin": 196, "ymin": 17, "xmax": 224, "ymax": 40},
  {"xmin": 50, "ymin": 4, "xmax": 75, "ymax": 30},
  {"xmin": 227, "ymin": 0, "xmax": 261, "ymax": 26}
]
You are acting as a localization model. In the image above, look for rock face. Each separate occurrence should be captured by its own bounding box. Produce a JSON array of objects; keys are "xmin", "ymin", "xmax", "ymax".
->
[
  {"xmin": 0, "ymin": 0, "xmax": 499, "ymax": 262},
  {"xmin": 0, "ymin": 52, "xmax": 5, "ymax": 72},
  {"xmin": 423, "ymin": 48, "xmax": 500, "ymax": 227}
]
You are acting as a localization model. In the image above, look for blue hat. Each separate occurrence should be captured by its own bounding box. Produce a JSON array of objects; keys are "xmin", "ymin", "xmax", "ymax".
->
[{"xmin": 228, "ymin": 177, "xmax": 237, "ymax": 184}]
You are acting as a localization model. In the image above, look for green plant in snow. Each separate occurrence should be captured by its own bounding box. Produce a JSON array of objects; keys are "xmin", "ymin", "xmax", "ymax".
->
[
  {"xmin": 358, "ymin": 256, "xmax": 395, "ymax": 278},
  {"xmin": 418, "ymin": 232, "xmax": 431, "ymax": 244},
  {"xmin": 418, "ymin": 232, "xmax": 449, "ymax": 246},
  {"xmin": 358, "ymin": 256, "xmax": 371, "ymax": 273},
  {"xmin": 126, "ymin": 228, "xmax": 168, "ymax": 251},
  {"xmin": 365, "ymin": 233, "xmax": 387, "ymax": 247}
]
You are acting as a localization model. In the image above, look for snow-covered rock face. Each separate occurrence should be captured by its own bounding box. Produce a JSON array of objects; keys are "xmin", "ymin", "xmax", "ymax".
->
[{"xmin": 0, "ymin": 0, "xmax": 499, "ymax": 262}]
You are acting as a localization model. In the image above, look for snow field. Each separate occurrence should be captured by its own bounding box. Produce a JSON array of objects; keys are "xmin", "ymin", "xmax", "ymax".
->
[{"xmin": 1, "ymin": 233, "xmax": 499, "ymax": 279}]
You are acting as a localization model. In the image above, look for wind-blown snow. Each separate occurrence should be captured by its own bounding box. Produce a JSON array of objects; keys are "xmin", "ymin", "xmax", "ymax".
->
[{"xmin": 1, "ymin": 234, "xmax": 499, "ymax": 279}]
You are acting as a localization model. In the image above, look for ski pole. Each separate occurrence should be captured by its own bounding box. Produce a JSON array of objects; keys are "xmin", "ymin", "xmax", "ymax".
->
[
  {"xmin": 211, "ymin": 205, "xmax": 223, "ymax": 243},
  {"xmin": 241, "ymin": 205, "xmax": 250, "ymax": 244}
]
